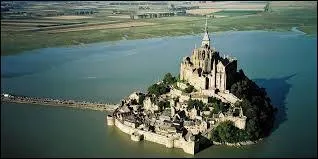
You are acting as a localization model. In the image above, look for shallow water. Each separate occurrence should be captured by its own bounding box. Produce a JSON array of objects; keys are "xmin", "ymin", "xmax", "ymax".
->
[{"xmin": 1, "ymin": 30, "xmax": 317, "ymax": 157}]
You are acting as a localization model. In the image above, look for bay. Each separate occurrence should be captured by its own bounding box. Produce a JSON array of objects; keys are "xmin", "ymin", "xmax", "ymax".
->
[{"xmin": 1, "ymin": 30, "xmax": 317, "ymax": 157}]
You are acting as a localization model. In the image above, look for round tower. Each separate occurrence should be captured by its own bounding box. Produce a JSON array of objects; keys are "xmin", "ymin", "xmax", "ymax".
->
[
  {"xmin": 166, "ymin": 137, "xmax": 174, "ymax": 148},
  {"xmin": 106, "ymin": 115, "xmax": 114, "ymax": 126},
  {"xmin": 131, "ymin": 132, "xmax": 143, "ymax": 142}
]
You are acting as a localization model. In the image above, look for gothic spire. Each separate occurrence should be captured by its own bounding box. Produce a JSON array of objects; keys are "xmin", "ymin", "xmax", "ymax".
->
[{"xmin": 201, "ymin": 16, "xmax": 210, "ymax": 47}]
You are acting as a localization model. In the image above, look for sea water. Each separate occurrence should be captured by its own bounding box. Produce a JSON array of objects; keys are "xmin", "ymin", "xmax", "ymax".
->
[{"xmin": 1, "ymin": 30, "xmax": 317, "ymax": 157}]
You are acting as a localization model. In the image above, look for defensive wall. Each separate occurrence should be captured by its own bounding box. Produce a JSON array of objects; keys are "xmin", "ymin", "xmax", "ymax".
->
[{"xmin": 111, "ymin": 117, "xmax": 199, "ymax": 155}]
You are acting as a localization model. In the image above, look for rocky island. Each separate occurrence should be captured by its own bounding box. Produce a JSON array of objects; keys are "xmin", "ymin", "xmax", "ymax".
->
[
  {"xmin": 0, "ymin": 17, "xmax": 276, "ymax": 156},
  {"xmin": 107, "ymin": 18, "xmax": 276, "ymax": 155}
]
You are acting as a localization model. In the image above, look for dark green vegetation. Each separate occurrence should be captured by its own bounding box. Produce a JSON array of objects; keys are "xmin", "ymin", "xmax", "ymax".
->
[
  {"xmin": 207, "ymin": 97, "xmax": 230, "ymax": 114},
  {"xmin": 211, "ymin": 69, "xmax": 276, "ymax": 143},
  {"xmin": 163, "ymin": 73, "xmax": 177, "ymax": 85},
  {"xmin": 147, "ymin": 73, "xmax": 176, "ymax": 96},
  {"xmin": 212, "ymin": 121, "xmax": 249, "ymax": 143},
  {"xmin": 187, "ymin": 99, "xmax": 205, "ymax": 111},
  {"xmin": 158, "ymin": 100, "xmax": 170, "ymax": 111},
  {"xmin": 232, "ymin": 70, "xmax": 276, "ymax": 140},
  {"xmin": 138, "ymin": 94, "xmax": 146, "ymax": 105},
  {"xmin": 147, "ymin": 83, "xmax": 170, "ymax": 97},
  {"xmin": 1, "ymin": 1, "xmax": 316, "ymax": 55},
  {"xmin": 183, "ymin": 84, "xmax": 195, "ymax": 93},
  {"xmin": 187, "ymin": 97, "xmax": 230, "ymax": 113}
]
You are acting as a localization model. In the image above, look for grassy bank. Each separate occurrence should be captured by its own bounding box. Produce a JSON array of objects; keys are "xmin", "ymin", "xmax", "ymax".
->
[{"xmin": 1, "ymin": 2, "xmax": 316, "ymax": 56}]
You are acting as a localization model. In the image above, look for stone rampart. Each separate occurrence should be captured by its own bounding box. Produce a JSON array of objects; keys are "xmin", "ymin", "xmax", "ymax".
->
[
  {"xmin": 106, "ymin": 115, "xmax": 114, "ymax": 125},
  {"xmin": 113, "ymin": 118, "xmax": 198, "ymax": 155},
  {"xmin": 219, "ymin": 116, "xmax": 246, "ymax": 130},
  {"xmin": 217, "ymin": 92, "xmax": 241, "ymax": 104},
  {"xmin": 114, "ymin": 118, "xmax": 135, "ymax": 134}
]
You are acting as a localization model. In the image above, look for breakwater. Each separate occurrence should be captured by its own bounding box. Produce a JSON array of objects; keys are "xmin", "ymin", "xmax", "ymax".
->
[{"xmin": 1, "ymin": 93, "xmax": 118, "ymax": 112}]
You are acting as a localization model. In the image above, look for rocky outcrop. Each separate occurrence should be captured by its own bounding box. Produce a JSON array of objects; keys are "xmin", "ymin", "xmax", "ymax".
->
[{"xmin": 212, "ymin": 139, "xmax": 262, "ymax": 146}]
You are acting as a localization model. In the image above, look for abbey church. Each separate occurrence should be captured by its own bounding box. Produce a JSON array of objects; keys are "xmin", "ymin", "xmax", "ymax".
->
[{"xmin": 180, "ymin": 18, "xmax": 238, "ymax": 93}]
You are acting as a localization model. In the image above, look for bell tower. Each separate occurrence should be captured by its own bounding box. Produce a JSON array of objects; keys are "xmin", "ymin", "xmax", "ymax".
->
[{"xmin": 201, "ymin": 16, "xmax": 210, "ymax": 48}]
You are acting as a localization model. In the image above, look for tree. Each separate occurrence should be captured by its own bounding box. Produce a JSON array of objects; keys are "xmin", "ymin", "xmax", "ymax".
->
[
  {"xmin": 211, "ymin": 121, "xmax": 249, "ymax": 143},
  {"xmin": 210, "ymin": 101, "xmax": 229, "ymax": 114},
  {"xmin": 184, "ymin": 85, "xmax": 195, "ymax": 93},
  {"xmin": 138, "ymin": 94, "xmax": 145, "ymax": 105},
  {"xmin": 147, "ymin": 83, "xmax": 170, "ymax": 96},
  {"xmin": 230, "ymin": 72, "xmax": 276, "ymax": 141},
  {"xmin": 163, "ymin": 73, "xmax": 177, "ymax": 85},
  {"xmin": 158, "ymin": 100, "xmax": 170, "ymax": 111},
  {"xmin": 187, "ymin": 99, "xmax": 205, "ymax": 111},
  {"xmin": 208, "ymin": 96, "xmax": 221, "ymax": 104}
]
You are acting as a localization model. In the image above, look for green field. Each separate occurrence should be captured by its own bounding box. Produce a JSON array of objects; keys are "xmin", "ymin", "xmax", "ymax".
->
[
  {"xmin": 1, "ymin": 1, "xmax": 317, "ymax": 56},
  {"xmin": 212, "ymin": 10, "xmax": 263, "ymax": 17}
]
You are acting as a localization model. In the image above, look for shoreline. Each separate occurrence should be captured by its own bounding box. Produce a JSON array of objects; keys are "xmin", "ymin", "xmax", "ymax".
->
[
  {"xmin": 212, "ymin": 138, "xmax": 263, "ymax": 147},
  {"xmin": 1, "ymin": 27, "xmax": 316, "ymax": 57}
]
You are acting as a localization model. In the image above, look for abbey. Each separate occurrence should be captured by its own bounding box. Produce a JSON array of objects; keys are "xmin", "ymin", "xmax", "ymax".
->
[
  {"xmin": 180, "ymin": 18, "xmax": 237, "ymax": 93},
  {"xmin": 107, "ymin": 17, "xmax": 247, "ymax": 155}
]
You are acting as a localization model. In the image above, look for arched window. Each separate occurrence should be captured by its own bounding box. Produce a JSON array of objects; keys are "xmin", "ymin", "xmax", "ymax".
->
[{"xmin": 197, "ymin": 67, "xmax": 202, "ymax": 77}]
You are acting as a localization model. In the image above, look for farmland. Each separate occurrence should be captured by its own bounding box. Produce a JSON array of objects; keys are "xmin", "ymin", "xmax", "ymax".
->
[{"xmin": 1, "ymin": 1, "xmax": 317, "ymax": 55}]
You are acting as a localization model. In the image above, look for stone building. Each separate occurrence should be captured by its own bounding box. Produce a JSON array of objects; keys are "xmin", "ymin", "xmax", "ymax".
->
[
  {"xmin": 180, "ymin": 17, "xmax": 238, "ymax": 93},
  {"xmin": 128, "ymin": 92, "xmax": 141, "ymax": 103},
  {"xmin": 143, "ymin": 97, "xmax": 160, "ymax": 113}
]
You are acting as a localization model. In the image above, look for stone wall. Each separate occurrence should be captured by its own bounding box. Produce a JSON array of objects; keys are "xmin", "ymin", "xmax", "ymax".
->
[
  {"xmin": 177, "ymin": 82, "xmax": 188, "ymax": 90},
  {"xmin": 188, "ymin": 75, "xmax": 206, "ymax": 91},
  {"xmin": 114, "ymin": 118, "xmax": 135, "ymax": 134},
  {"xmin": 169, "ymin": 88, "xmax": 182, "ymax": 98},
  {"xmin": 217, "ymin": 92, "xmax": 241, "ymax": 104},
  {"xmin": 219, "ymin": 116, "xmax": 247, "ymax": 130},
  {"xmin": 113, "ymin": 118, "xmax": 198, "ymax": 155},
  {"xmin": 143, "ymin": 131, "xmax": 170, "ymax": 146},
  {"xmin": 106, "ymin": 115, "xmax": 114, "ymax": 126},
  {"xmin": 173, "ymin": 137, "xmax": 198, "ymax": 154},
  {"xmin": 192, "ymin": 96, "xmax": 209, "ymax": 104},
  {"xmin": 179, "ymin": 94, "xmax": 190, "ymax": 103}
]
